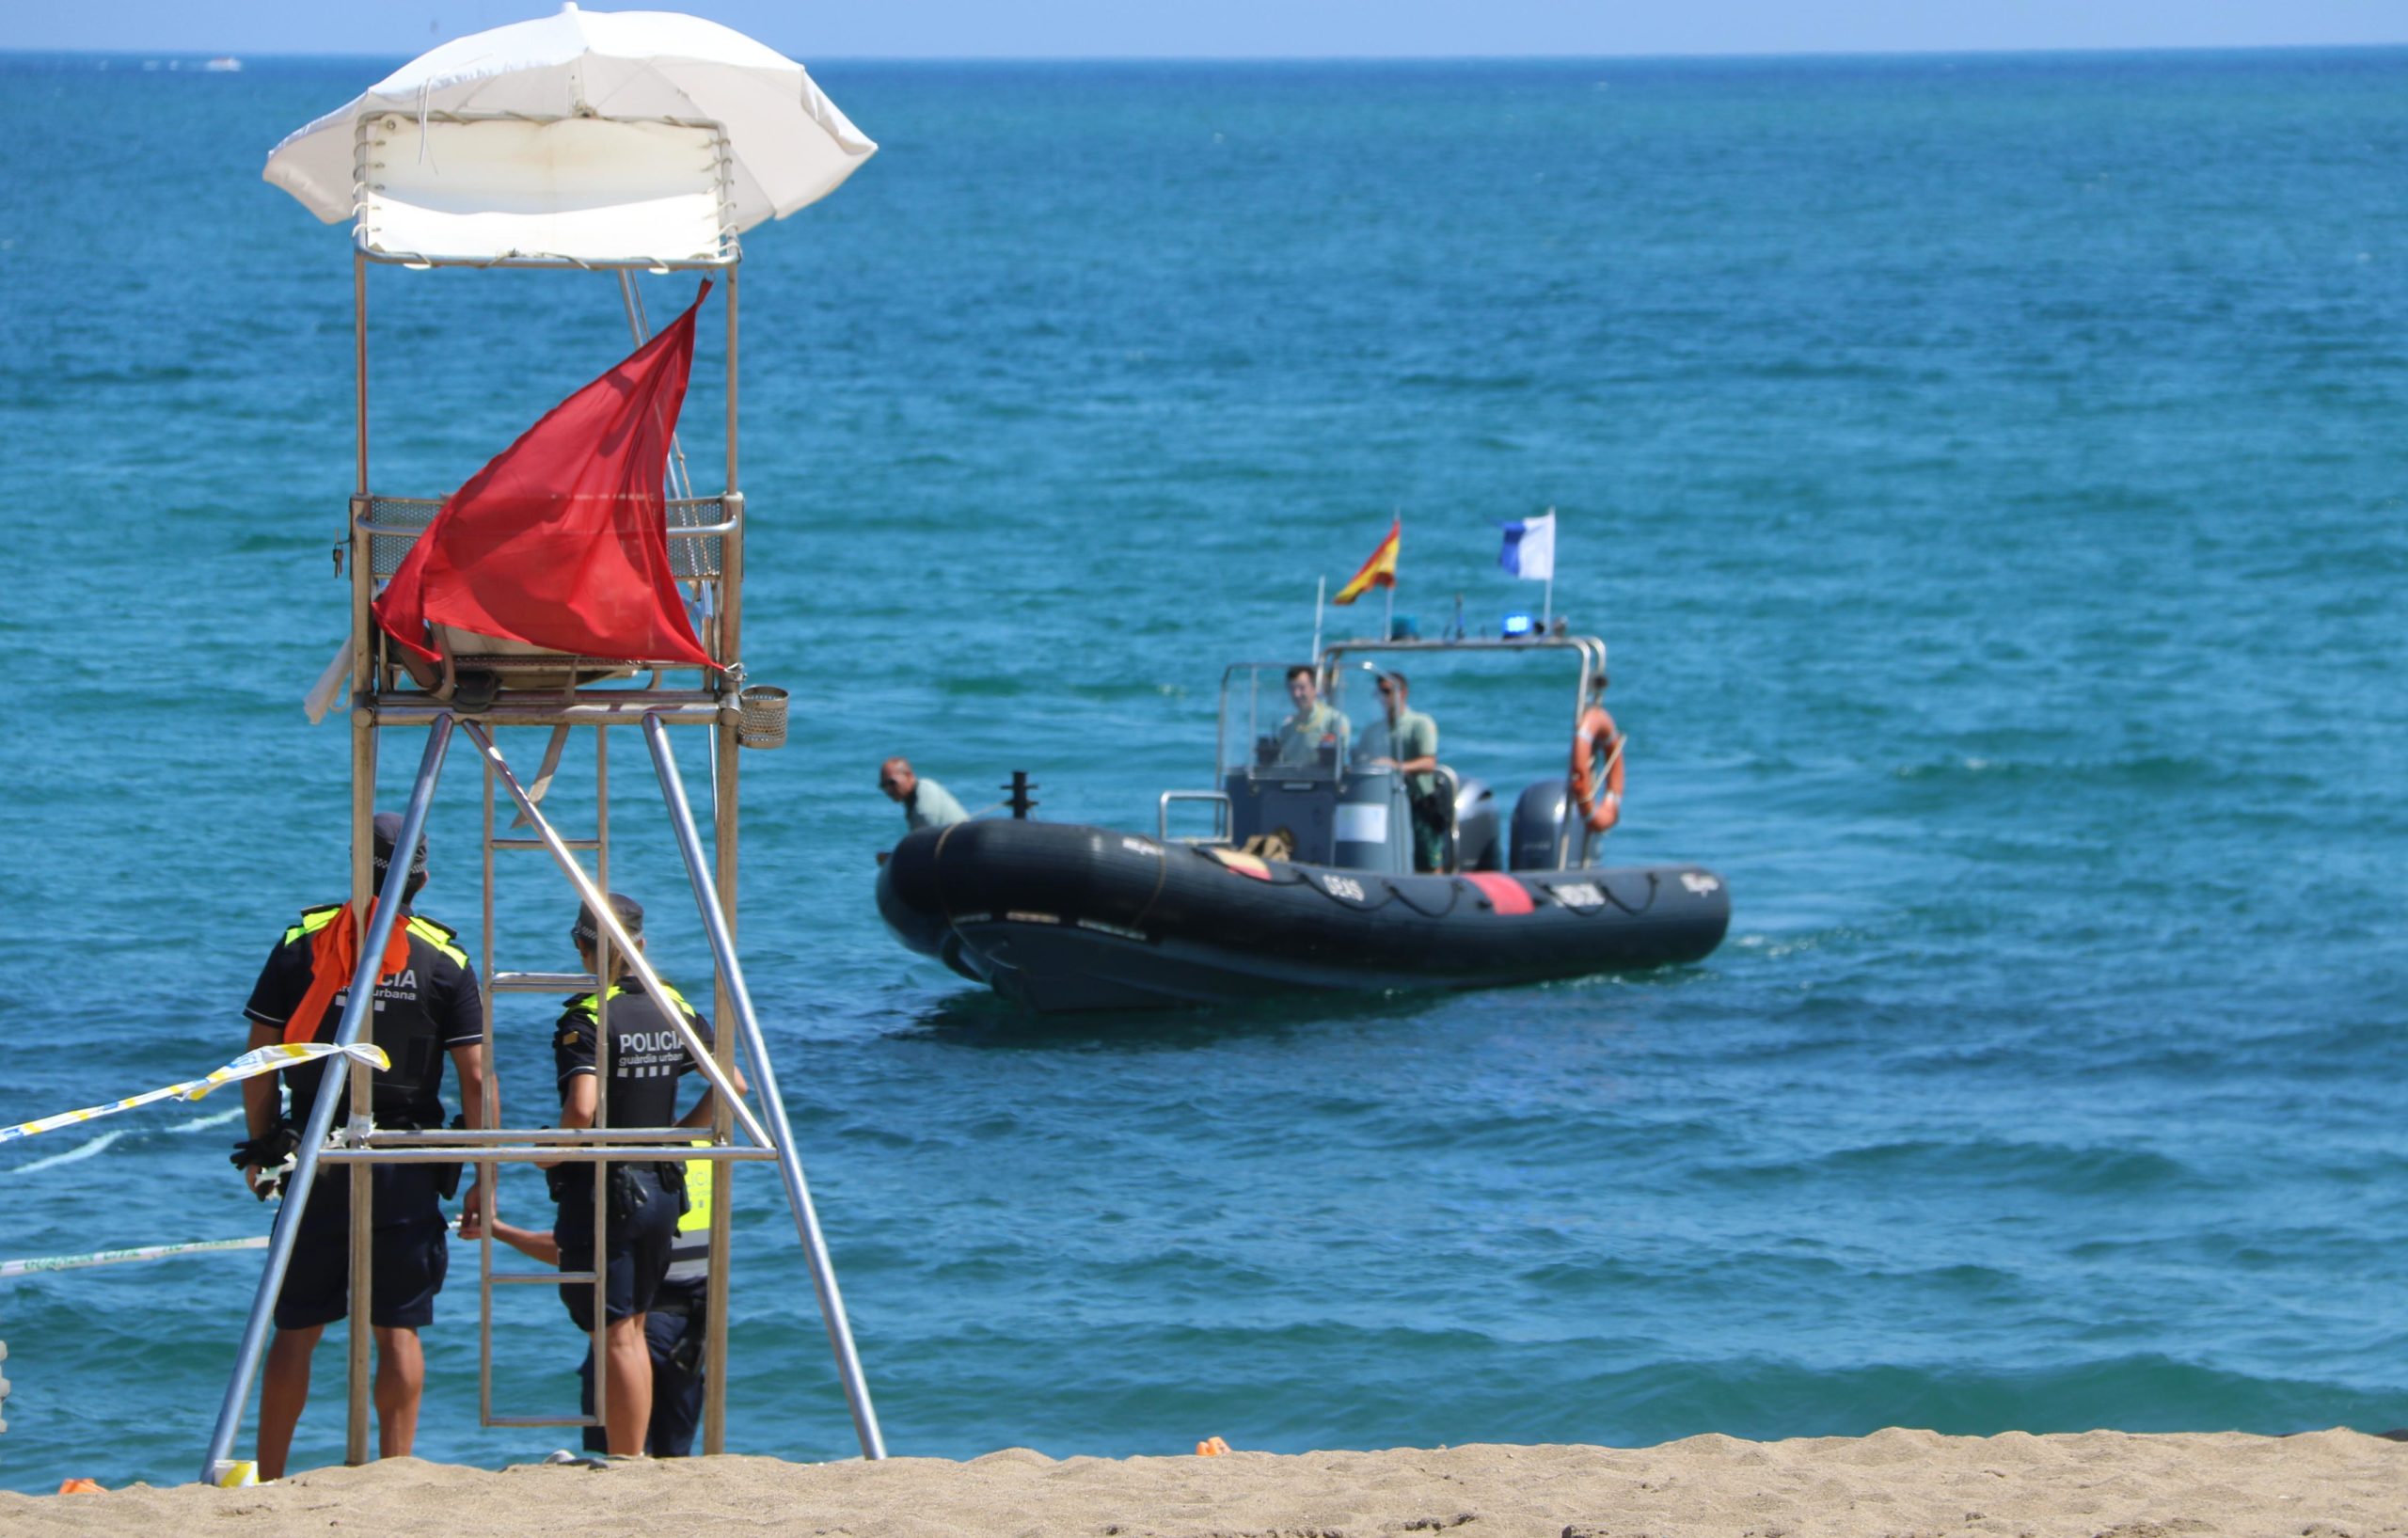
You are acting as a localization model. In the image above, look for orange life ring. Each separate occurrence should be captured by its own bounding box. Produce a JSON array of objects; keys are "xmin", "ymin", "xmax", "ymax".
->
[{"xmin": 1569, "ymin": 706, "xmax": 1624, "ymax": 832}]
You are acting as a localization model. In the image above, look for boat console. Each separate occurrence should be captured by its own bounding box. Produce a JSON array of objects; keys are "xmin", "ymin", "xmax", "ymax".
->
[{"xmin": 1169, "ymin": 637, "xmax": 1608, "ymax": 876}]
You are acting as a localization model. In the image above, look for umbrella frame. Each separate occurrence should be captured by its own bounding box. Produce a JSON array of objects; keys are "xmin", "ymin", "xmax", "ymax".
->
[{"xmin": 351, "ymin": 110, "xmax": 745, "ymax": 271}]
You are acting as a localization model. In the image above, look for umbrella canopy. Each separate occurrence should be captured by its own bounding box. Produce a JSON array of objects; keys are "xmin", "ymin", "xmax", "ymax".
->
[{"xmin": 265, "ymin": 3, "xmax": 875, "ymax": 264}]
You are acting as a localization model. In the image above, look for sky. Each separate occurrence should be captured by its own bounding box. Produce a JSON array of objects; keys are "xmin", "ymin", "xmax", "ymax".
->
[{"xmin": 3, "ymin": 0, "xmax": 2404, "ymax": 59}]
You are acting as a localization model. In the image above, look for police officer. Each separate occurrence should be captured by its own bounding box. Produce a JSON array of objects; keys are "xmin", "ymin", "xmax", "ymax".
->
[
  {"xmin": 540, "ymin": 895, "xmax": 740, "ymax": 1457},
  {"xmin": 1275, "ymin": 665, "xmax": 1350, "ymax": 769},
  {"xmin": 464, "ymin": 1155, "xmax": 713, "ymax": 1457},
  {"xmin": 1366, "ymin": 672, "xmax": 1447, "ymax": 872},
  {"xmin": 234, "ymin": 812, "xmax": 487, "ymax": 1482},
  {"xmin": 629, "ymin": 1157, "xmax": 712, "ymax": 1456}
]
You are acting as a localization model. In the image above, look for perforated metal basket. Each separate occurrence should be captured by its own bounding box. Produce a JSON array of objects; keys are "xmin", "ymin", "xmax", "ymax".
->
[{"xmin": 736, "ymin": 685, "xmax": 788, "ymax": 750}]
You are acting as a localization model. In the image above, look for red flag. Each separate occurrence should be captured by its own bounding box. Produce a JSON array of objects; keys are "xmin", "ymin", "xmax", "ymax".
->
[{"xmin": 373, "ymin": 283, "xmax": 718, "ymax": 670}]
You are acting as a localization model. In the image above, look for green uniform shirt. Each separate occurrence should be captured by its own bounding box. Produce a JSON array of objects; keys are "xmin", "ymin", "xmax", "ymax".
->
[
  {"xmin": 1275, "ymin": 702, "xmax": 1350, "ymax": 769},
  {"xmin": 1389, "ymin": 707, "xmax": 1439, "ymax": 798},
  {"xmin": 907, "ymin": 776, "xmax": 970, "ymax": 831}
]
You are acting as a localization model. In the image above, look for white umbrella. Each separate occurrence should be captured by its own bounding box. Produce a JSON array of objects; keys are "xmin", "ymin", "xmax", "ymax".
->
[{"xmin": 265, "ymin": 3, "xmax": 875, "ymax": 262}]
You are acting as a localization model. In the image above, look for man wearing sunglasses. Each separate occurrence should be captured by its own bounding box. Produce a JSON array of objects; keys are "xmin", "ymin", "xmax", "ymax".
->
[
  {"xmin": 880, "ymin": 756, "xmax": 969, "ymax": 832},
  {"xmin": 1365, "ymin": 672, "xmax": 1447, "ymax": 873}
]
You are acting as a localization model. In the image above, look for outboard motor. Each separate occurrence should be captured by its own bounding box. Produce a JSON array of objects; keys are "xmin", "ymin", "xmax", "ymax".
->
[
  {"xmin": 1451, "ymin": 776, "xmax": 1501, "ymax": 873},
  {"xmin": 1510, "ymin": 777, "xmax": 1573, "ymax": 871}
]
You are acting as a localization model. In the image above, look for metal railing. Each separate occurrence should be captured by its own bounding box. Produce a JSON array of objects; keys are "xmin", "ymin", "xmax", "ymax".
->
[{"xmin": 202, "ymin": 714, "xmax": 885, "ymax": 1478}]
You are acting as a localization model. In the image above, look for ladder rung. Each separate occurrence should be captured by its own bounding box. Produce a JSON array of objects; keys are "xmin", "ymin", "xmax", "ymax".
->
[
  {"xmin": 486, "ymin": 1415, "xmax": 603, "ymax": 1429},
  {"xmin": 491, "ymin": 971, "xmax": 600, "ymax": 992},
  {"xmin": 490, "ymin": 836, "xmax": 601, "ymax": 851},
  {"xmin": 493, "ymin": 1271, "xmax": 596, "ymax": 1285}
]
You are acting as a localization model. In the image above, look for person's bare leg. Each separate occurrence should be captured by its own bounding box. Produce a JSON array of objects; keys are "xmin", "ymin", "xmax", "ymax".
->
[
  {"xmin": 602, "ymin": 1314, "xmax": 652, "ymax": 1455},
  {"xmin": 257, "ymin": 1326, "xmax": 322, "ymax": 1482},
  {"xmin": 372, "ymin": 1326, "xmax": 425, "ymax": 1458}
]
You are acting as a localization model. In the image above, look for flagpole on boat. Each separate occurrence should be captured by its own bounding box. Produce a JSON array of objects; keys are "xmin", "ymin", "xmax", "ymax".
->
[
  {"xmin": 1311, "ymin": 576, "xmax": 1326, "ymax": 663},
  {"xmin": 1385, "ymin": 509, "xmax": 1398, "ymax": 640},
  {"xmin": 1544, "ymin": 506, "xmax": 1555, "ymax": 630}
]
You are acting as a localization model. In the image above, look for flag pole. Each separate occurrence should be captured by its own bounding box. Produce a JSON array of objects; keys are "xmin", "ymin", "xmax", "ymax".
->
[
  {"xmin": 1311, "ymin": 576, "xmax": 1326, "ymax": 663},
  {"xmin": 1387, "ymin": 507, "xmax": 1400, "ymax": 640},
  {"xmin": 1544, "ymin": 506, "xmax": 1555, "ymax": 629}
]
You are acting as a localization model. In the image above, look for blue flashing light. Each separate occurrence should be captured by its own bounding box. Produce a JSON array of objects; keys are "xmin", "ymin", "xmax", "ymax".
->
[{"xmin": 1501, "ymin": 612, "xmax": 1536, "ymax": 639}]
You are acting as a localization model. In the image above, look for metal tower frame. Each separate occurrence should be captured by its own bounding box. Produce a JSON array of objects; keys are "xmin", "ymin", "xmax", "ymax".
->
[{"xmin": 202, "ymin": 233, "xmax": 884, "ymax": 1480}]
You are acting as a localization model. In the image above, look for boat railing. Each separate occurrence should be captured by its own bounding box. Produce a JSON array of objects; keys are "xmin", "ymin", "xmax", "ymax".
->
[{"xmin": 1158, "ymin": 789, "xmax": 1233, "ymax": 845}]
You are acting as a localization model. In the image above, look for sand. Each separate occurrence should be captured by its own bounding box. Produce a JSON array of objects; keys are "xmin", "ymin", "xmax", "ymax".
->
[{"xmin": 5, "ymin": 1431, "xmax": 2402, "ymax": 1538}]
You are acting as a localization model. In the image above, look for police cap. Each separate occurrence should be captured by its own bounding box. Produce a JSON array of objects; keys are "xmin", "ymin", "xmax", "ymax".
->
[
  {"xmin": 371, "ymin": 812, "xmax": 430, "ymax": 880},
  {"xmin": 572, "ymin": 893, "xmax": 644, "ymax": 946}
]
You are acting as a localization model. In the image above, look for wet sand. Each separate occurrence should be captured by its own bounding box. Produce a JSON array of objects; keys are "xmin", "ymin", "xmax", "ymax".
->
[{"xmin": 5, "ymin": 1430, "xmax": 2402, "ymax": 1537}]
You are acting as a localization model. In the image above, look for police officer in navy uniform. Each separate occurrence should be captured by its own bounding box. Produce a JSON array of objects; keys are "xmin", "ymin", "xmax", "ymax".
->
[
  {"xmin": 629, "ymin": 1160, "xmax": 713, "ymax": 1456},
  {"xmin": 540, "ymin": 894, "xmax": 740, "ymax": 1457},
  {"xmin": 234, "ymin": 812, "xmax": 488, "ymax": 1482},
  {"xmin": 466, "ymin": 1155, "xmax": 715, "ymax": 1457}
]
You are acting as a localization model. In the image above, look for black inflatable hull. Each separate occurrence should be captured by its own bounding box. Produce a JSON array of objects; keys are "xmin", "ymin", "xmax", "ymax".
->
[{"xmin": 878, "ymin": 818, "xmax": 1730, "ymax": 1013}]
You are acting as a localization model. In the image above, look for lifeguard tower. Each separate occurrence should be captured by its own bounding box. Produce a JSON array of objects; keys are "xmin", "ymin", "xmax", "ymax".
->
[{"xmin": 203, "ymin": 7, "xmax": 886, "ymax": 1476}]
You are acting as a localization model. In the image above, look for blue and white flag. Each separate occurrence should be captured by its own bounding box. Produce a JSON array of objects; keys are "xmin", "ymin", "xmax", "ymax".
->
[{"xmin": 1498, "ymin": 510, "xmax": 1556, "ymax": 581}]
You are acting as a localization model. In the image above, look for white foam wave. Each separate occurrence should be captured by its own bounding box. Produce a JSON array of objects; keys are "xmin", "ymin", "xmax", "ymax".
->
[
  {"xmin": 169, "ymin": 1104, "xmax": 246, "ymax": 1134},
  {"xmin": 13, "ymin": 1129, "xmax": 125, "ymax": 1174}
]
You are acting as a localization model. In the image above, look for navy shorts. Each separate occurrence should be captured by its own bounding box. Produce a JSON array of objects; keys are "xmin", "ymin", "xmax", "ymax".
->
[
  {"xmin": 275, "ymin": 1219, "xmax": 450, "ymax": 1331},
  {"xmin": 556, "ymin": 1167, "xmax": 678, "ymax": 1331}
]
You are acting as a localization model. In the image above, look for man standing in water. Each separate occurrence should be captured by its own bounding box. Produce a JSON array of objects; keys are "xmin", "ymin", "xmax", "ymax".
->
[
  {"xmin": 234, "ymin": 813, "xmax": 488, "ymax": 1481},
  {"xmin": 880, "ymin": 755, "xmax": 970, "ymax": 831},
  {"xmin": 542, "ymin": 895, "xmax": 740, "ymax": 1457}
]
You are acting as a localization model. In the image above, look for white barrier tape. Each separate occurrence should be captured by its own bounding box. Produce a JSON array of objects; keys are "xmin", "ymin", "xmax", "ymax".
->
[
  {"xmin": 0, "ymin": 1236, "xmax": 271, "ymax": 1279},
  {"xmin": 4, "ymin": 1215, "xmax": 463, "ymax": 1281},
  {"xmin": 0, "ymin": 1043, "xmax": 390, "ymax": 1145}
]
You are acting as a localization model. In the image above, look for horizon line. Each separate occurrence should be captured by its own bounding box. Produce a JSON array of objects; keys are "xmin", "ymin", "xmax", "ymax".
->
[{"xmin": 6, "ymin": 39, "xmax": 2406, "ymax": 65}]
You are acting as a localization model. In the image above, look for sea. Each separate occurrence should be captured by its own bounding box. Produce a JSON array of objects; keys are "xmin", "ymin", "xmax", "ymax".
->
[{"xmin": 0, "ymin": 47, "xmax": 2402, "ymax": 1493}]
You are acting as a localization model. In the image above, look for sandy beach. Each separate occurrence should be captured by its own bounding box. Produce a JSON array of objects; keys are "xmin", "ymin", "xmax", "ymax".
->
[{"xmin": 4, "ymin": 1430, "xmax": 2400, "ymax": 1538}]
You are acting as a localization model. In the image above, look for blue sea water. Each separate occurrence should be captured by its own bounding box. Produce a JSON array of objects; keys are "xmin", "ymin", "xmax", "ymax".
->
[{"xmin": 0, "ymin": 47, "xmax": 2404, "ymax": 1492}]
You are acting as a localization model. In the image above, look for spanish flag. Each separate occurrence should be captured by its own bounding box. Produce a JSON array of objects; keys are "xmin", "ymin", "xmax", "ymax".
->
[{"xmin": 1332, "ymin": 518, "xmax": 1401, "ymax": 605}]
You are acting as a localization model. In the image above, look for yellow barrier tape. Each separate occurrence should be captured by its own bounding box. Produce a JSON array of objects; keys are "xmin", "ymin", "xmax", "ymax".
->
[{"xmin": 0, "ymin": 1043, "xmax": 389, "ymax": 1145}]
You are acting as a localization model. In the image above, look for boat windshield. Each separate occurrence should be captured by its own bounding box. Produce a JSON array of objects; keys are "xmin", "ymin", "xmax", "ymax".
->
[{"xmin": 1218, "ymin": 662, "xmax": 1350, "ymax": 782}]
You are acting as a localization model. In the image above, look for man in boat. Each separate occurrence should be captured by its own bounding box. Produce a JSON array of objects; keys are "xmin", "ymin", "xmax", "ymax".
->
[
  {"xmin": 538, "ymin": 894, "xmax": 742, "ymax": 1458},
  {"xmin": 881, "ymin": 755, "xmax": 970, "ymax": 831},
  {"xmin": 233, "ymin": 813, "xmax": 488, "ymax": 1481},
  {"xmin": 1275, "ymin": 665, "xmax": 1351, "ymax": 769},
  {"xmin": 1366, "ymin": 672, "xmax": 1447, "ymax": 873},
  {"xmin": 463, "ymin": 1155, "xmax": 713, "ymax": 1458}
]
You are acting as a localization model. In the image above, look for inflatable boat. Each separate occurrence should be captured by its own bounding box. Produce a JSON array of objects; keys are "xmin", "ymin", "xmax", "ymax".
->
[{"xmin": 876, "ymin": 634, "xmax": 1730, "ymax": 1012}]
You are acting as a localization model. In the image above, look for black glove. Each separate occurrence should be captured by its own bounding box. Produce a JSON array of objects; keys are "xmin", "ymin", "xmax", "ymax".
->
[{"xmin": 231, "ymin": 1121, "xmax": 302, "ymax": 1199}]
